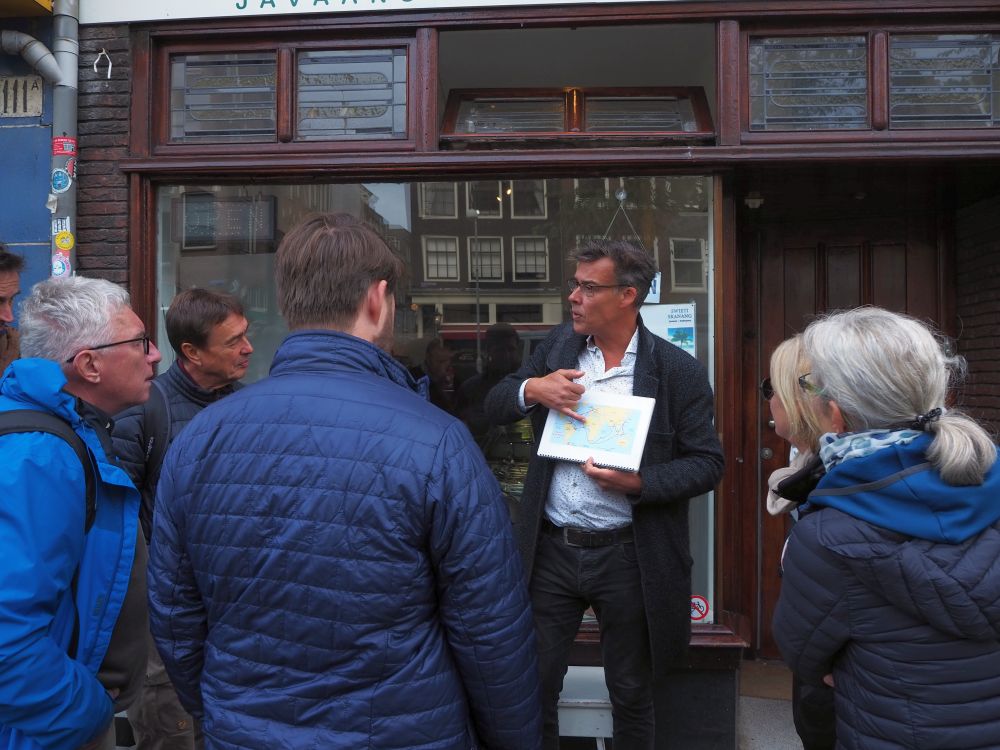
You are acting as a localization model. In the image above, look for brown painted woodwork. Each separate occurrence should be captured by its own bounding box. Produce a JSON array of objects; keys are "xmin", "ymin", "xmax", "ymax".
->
[
  {"xmin": 871, "ymin": 31, "xmax": 888, "ymax": 131},
  {"xmin": 717, "ymin": 21, "xmax": 742, "ymax": 147},
  {"xmin": 741, "ymin": 165, "xmax": 949, "ymax": 657},
  {"xmin": 276, "ymin": 47, "xmax": 294, "ymax": 144},
  {"xmin": 414, "ymin": 28, "xmax": 438, "ymax": 152}
]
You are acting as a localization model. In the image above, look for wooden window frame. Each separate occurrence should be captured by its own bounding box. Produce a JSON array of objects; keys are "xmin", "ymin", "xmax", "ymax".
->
[
  {"xmin": 740, "ymin": 22, "xmax": 1000, "ymax": 144},
  {"xmin": 512, "ymin": 235, "xmax": 550, "ymax": 283},
  {"xmin": 440, "ymin": 87, "xmax": 715, "ymax": 148},
  {"xmin": 465, "ymin": 180, "xmax": 504, "ymax": 219},
  {"xmin": 419, "ymin": 182, "xmax": 459, "ymax": 219},
  {"xmin": 150, "ymin": 33, "xmax": 424, "ymax": 157},
  {"xmin": 422, "ymin": 235, "xmax": 460, "ymax": 281}
]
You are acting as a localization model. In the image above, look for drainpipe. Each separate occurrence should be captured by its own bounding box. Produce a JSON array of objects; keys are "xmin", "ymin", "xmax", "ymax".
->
[
  {"xmin": 0, "ymin": 30, "xmax": 62, "ymax": 83},
  {"xmin": 48, "ymin": 0, "xmax": 80, "ymax": 278}
]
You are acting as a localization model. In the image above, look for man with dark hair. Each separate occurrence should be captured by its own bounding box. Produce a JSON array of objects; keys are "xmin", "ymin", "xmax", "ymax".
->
[
  {"xmin": 485, "ymin": 239, "xmax": 725, "ymax": 749},
  {"xmin": 112, "ymin": 287, "xmax": 252, "ymax": 750},
  {"xmin": 1, "ymin": 276, "xmax": 161, "ymax": 750},
  {"xmin": 410, "ymin": 336, "xmax": 457, "ymax": 413},
  {"xmin": 0, "ymin": 243, "xmax": 26, "ymax": 373},
  {"xmin": 148, "ymin": 213, "xmax": 542, "ymax": 749},
  {"xmin": 457, "ymin": 323, "xmax": 523, "ymax": 444}
]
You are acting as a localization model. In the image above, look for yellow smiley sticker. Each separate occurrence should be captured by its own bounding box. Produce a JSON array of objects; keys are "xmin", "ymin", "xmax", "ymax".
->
[{"xmin": 54, "ymin": 231, "xmax": 75, "ymax": 251}]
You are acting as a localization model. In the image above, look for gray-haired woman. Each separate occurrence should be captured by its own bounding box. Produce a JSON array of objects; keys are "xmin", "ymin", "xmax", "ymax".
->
[{"xmin": 773, "ymin": 306, "xmax": 1000, "ymax": 750}]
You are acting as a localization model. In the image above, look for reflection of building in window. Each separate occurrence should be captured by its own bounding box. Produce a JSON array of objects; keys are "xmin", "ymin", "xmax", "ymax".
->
[
  {"xmin": 669, "ymin": 237, "xmax": 707, "ymax": 291},
  {"xmin": 573, "ymin": 177, "xmax": 610, "ymax": 206},
  {"xmin": 513, "ymin": 236, "xmax": 549, "ymax": 281},
  {"xmin": 419, "ymin": 183, "xmax": 458, "ymax": 218},
  {"xmin": 469, "ymin": 237, "xmax": 504, "ymax": 281},
  {"xmin": 466, "ymin": 180, "xmax": 503, "ymax": 217},
  {"xmin": 510, "ymin": 180, "xmax": 547, "ymax": 218},
  {"xmin": 443, "ymin": 303, "xmax": 489, "ymax": 323},
  {"xmin": 497, "ymin": 304, "xmax": 543, "ymax": 323},
  {"xmin": 423, "ymin": 236, "xmax": 459, "ymax": 279}
]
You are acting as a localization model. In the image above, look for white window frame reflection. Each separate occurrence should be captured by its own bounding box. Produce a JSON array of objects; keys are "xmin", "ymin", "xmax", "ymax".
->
[
  {"xmin": 419, "ymin": 183, "xmax": 458, "ymax": 219},
  {"xmin": 512, "ymin": 236, "xmax": 549, "ymax": 282},
  {"xmin": 510, "ymin": 179, "xmax": 548, "ymax": 219},
  {"xmin": 669, "ymin": 237, "xmax": 707, "ymax": 292},
  {"xmin": 467, "ymin": 236, "xmax": 504, "ymax": 282},
  {"xmin": 423, "ymin": 235, "xmax": 460, "ymax": 280},
  {"xmin": 465, "ymin": 180, "xmax": 503, "ymax": 219}
]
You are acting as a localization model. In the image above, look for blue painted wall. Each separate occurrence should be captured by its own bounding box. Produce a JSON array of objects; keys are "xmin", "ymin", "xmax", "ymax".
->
[{"xmin": 0, "ymin": 16, "xmax": 54, "ymax": 323}]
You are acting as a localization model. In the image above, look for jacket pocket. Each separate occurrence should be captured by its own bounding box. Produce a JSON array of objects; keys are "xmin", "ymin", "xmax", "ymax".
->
[{"xmin": 644, "ymin": 429, "xmax": 675, "ymax": 464}]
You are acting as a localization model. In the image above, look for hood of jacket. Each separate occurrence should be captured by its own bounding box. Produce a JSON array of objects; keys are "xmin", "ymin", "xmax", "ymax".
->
[
  {"xmin": 807, "ymin": 433, "xmax": 1000, "ymax": 544},
  {"xmin": 269, "ymin": 329, "xmax": 424, "ymax": 396},
  {"xmin": 0, "ymin": 357, "xmax": 84, "ymax": 426}
]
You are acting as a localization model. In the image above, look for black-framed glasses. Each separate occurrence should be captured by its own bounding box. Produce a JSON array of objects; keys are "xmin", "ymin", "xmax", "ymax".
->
[
  {"xmin": 759, "ymin": 377, "xmax": 774, "ymax": 401},
  {"xmin": 566, "ymin": 279, "xmax": 625, "ymax": 297},
  {"xmin": 798, "ymin": 372, "xmax": 823, "ymax": 396},
  {"xmin": 65, "ymin": 334, "xmax": 151, "ymax": 363}
]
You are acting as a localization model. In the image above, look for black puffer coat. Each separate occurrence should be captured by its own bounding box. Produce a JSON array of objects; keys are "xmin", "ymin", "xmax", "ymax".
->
[{"xmin": 775, "ymin": 505, "xmax": 1000, "ymax": 749}]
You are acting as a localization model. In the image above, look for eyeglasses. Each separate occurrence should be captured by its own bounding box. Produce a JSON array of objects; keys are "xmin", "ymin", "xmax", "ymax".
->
[
  {"xmin": 759, "ymin": 377, "xmax": 774, "ymax": 401},
  {"xmin": 567, "ymin": 279, "xmax": 625, "ymax": 297},
  {"xmin": 65, "ymin": 334, "xmax": 152, "ymax": 363},
  {"xmin": 798, "ymin": 372, "xmax": 823, "ymax": 396}
]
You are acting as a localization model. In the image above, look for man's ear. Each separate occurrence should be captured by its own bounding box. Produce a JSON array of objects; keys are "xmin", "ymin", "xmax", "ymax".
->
[
  {"xmin": 620, "ymin": 285, "xmax": 638, "ymax": 309},
  {"xmin": 180, "ymin": 341, "xmax": 200, "ymax": 366},
  {"xmin": 364, "ymin": 279, "xmax": 390, "ymax": 325},
  {"xmin": 68, "ymin": 351, "xmax": 102, "ymax": 384}
]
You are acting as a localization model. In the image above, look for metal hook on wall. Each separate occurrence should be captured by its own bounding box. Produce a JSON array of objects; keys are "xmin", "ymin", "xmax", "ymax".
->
[{"xmin": 93, "ymin": 48, "xmax": 112, "ymax": 79}]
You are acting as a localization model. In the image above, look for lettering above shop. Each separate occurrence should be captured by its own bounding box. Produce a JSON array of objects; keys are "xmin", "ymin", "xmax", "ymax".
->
[{"xmin": 80, "ymin": 0, "xmax": 666, "ymax": 24}]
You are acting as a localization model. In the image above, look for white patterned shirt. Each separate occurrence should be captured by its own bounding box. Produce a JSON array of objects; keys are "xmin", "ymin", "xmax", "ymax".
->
[{"xmin": 520, "ymin": 328, "xmax": 639, "ymax": 530}]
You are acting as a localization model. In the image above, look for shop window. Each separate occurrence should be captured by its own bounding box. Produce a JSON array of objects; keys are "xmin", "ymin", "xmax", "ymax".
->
[
  {"xmin": 748, "ymin": 36, "xmax": 869, "ymax": 131},
  {"xmin": 510, "ymin": 180, "xmax": 547, "ymax": 219},
  {"xmin": 156, "ymin": 177, "xmax": 716, "ymax": 620},
  {"xmin": 466, "ymin": 181, "xmax": 503, "ymax": 218},
  {"xmin": 513, "ymin": 237, "xmax": 549, "ymax": 281},
  {"xmin": 441, "ymin": 87, "xmax": 714, "ymax": 147},
  {"xmin": 468, "ymin": 237, "xmax": 504, "ymax": 281},
  {"xmin": 573, "ymin": 178, "xmax": 610, "ymax": 208},
  {"xmin": 419, "ymin": 183, "xmax": 458, "ymax": 219},
  {"xmin": 170, "ymin": 53, "xmax": 277, "ymax": 143},
  {"xmin": 423, "ymin": 236, "xmax": 460, "ymax": 280},
  {"xmin": 296, "ymin": 48, "xmax": 407, "ymax": 141},
  {"xmin": 889, "ymin": 34, "xmax": 1000, "ymax": 129}
]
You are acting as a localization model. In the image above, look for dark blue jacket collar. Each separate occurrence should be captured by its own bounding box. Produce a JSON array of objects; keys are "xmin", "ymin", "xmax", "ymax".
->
[{"xmin": 270, "ymin": 330, "xmax": 422, "ymax": 395}]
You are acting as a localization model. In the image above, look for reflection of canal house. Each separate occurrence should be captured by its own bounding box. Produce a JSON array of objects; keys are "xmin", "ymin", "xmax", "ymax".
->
[{"xmin": 5, "ymin": 1, "xmax": 999, "ymax": 746}]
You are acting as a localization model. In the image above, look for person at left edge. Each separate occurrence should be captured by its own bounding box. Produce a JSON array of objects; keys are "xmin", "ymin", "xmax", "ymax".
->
[
  {"xmin": 0, "ymin": 276, "xmax": 161, "ymax": 750},
  {"xmin": 0, "ymin": 242, "xmax": 25, "ymax": 373}
]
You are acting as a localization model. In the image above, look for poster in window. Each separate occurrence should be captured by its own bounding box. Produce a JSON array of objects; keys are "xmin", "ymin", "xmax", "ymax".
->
[{"xmin": 181, "ymin": 192, "xmax": 217, "ymax": 250}]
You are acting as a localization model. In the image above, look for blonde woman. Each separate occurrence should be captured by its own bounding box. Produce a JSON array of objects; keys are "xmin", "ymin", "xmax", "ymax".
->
[
  {"xmin": 763, "ymin": 334, "xmax": 835, "ymax": 750},
  {"xmin": 763, "ymin": 334, "xmax": 826, "ymax": 516},
  {"xmin": 774, "ymin": 307, "xmax": 1000, "ymax": 750}
]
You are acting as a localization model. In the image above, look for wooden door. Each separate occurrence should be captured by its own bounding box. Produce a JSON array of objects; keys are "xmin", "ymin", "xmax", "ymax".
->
[{"xmin": 751, "ymin": 212, "xmax": 943, "ymax": 657}]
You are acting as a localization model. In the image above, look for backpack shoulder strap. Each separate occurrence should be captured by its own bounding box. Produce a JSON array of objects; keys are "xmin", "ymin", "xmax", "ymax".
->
[
  {"xmin": 146, "ymin": 379, "xmax": 172, "ymax": 489},
  {"xmin": 0, "ymin": 409, "xmax": 97, "ymax": 532}
]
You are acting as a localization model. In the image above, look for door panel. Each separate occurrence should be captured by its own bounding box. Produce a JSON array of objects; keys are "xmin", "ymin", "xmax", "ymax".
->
[{"xmin": 755, "ymin": 217, "xmax": 941, "ymax": 658}]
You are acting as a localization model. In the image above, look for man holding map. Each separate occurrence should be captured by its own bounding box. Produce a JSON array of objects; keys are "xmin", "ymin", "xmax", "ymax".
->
[{"xmin": 485, "ymin": 239, "xmax": 724, "ymax": 749}]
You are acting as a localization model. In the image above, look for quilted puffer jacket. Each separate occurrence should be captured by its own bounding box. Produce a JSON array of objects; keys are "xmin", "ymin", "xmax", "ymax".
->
[
  {"xmin": 148, "ymin": 330, "xmax": 542, "ymax": 750},
  {"xmin": 774, "ymin": 435, "xmax": 1000, "ymax": 749}
]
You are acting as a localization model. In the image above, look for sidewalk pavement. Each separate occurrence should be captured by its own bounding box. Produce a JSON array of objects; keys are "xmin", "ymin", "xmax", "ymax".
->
[{"xmin": 739, "ymin": 658, "xmax": 801, "ymax": 750}]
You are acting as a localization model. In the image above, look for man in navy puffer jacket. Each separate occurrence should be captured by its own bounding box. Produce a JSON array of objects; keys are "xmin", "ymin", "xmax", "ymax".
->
[{"xmin": 147, "ymin": 213, "xmax": 542, "ymax": 750}]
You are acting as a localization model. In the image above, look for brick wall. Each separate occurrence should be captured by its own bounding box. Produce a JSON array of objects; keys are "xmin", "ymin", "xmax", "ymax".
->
[
  {"xmin": 955, "ymin": 195, "xmax": 1000, "ymax": 435},
  {"xmin": 77, "ymin": 24, "xmax": 131, "ymax": 284}
]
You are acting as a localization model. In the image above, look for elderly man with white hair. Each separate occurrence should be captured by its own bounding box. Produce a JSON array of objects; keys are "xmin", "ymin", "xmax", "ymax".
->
[{"xmin": 0, "ymin": 276, "xmax": 161, "ymax": 750}]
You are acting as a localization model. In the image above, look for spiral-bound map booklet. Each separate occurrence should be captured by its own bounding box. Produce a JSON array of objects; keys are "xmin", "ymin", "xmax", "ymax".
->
[{"xmin": 537, "ymin": 390, "xmax": 656, "ymax": 472}]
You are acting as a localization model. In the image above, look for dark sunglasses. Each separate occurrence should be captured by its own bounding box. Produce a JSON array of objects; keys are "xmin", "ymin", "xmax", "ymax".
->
[
  {"xmin": 759, "ymin": 377, "xmax": 774, "ymax": 401},
  {"xmin": 65, "ymin": 334, "xmax": 152, "ymax": 363}
]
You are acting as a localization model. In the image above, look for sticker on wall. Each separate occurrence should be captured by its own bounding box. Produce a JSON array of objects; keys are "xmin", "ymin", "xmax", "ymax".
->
[
  {"xmin": 51, "ymin": 251, "xmax": 71, "ymax": 278},
  {"xmin": 690, "ymin": 594, "xmax": 710, "ymax": 622},
  {"xmin": 52, "ymin": 217, "xmax": 71, "ymax": 236},
  {"xmin": 64, "ymin": 157, "xmax": 78, "ymax": 179},
  {"xmin": 54, "ymin": 231, "xmax": 75, "ymax": 252},
  {"xmin": 51, "ymin": 169, "xmax": 72, "ymax": 194},
  {"xmin": 52, "ymin": 137, "xmax": 77, "ymax": 156}
]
